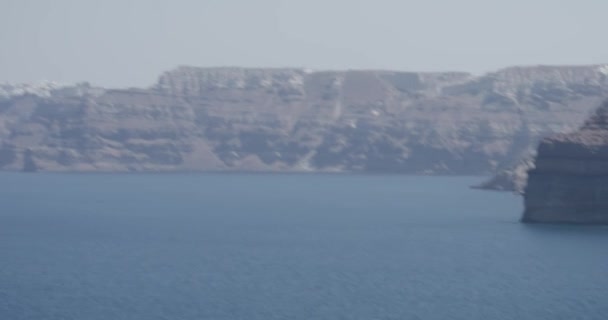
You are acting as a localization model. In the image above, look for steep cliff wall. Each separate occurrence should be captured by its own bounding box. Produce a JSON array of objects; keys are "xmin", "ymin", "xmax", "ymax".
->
[
  {"xmin": 523, "ymin": 101, "xmax": 608, "ymax": 224},
  {"xmin": 1, "ymin": 65, "xmax": 607, "ymax": 173}
]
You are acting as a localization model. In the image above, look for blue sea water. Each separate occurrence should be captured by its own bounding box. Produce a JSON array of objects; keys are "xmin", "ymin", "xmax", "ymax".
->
[{"xmin": 0, "ymin": 173, "xmax": 607, "ymax": 320}]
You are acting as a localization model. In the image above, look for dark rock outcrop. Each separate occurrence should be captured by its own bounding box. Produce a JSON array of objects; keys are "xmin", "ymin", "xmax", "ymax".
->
[
  {"xmin": 1, "ymin": 65, "xmax": 608, "ymax": 173},
  {"xmin": 523, "ymin": 100, "xmax": 608, "ymax": 224}
]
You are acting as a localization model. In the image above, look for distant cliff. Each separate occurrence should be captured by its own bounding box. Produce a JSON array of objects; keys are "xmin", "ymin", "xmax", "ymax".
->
[
  {"xmin": 1, "ymin": 65, "xmax": 608, "ymax": 173},
  {"xmin": 522, "ymin": 100, "xmax": 608, "ymax": 223}
]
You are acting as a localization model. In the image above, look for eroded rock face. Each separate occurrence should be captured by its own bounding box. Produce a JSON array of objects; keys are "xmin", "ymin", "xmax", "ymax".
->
[
  {"xmin": 523, "ymin": 100, "xmax": 608, "ymax": 224},
  {"xmin": 474, "ymin": 155, "xmax": 535, "ymax": 193},
  {"xmin": 1, "ymin": 65, "xmax": 608, "ymax": 173}
]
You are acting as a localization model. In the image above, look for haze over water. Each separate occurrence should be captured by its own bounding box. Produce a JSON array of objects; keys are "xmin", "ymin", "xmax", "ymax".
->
[{"xmin": 1, "ymin": 173, "xmax": 607, "ymax": 319}]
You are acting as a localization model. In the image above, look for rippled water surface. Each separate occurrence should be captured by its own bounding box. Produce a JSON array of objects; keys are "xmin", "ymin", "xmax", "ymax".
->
[{"xmin": 1, "ymin": 173, "xmax": 607, "ymax": 320}]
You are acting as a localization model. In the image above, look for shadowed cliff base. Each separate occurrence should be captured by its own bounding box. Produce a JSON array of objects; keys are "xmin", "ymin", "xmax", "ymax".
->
[{"xmin": 523, "ymin": 100, "xmax": 608, "ymax": 224}]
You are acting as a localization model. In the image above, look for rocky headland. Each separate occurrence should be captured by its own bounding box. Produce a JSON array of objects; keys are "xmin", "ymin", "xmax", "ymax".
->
[
  {"xmin": 1, "ymin": 65, "xmax": 608, "ymax": 174},
  {"xmin": 522, "ymin": 100, "xmax": 608, "ymax": 224}
]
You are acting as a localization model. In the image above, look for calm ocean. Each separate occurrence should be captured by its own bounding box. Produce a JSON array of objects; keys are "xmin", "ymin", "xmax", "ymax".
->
[{"xmin": 1, "ymin": 173, "xmax": 607, "ymax": 319}]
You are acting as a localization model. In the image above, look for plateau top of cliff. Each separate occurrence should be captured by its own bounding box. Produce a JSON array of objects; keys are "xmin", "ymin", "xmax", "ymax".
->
[
  {"xmin": 150, "ymin": 64, "xmax": 608, "ymax": 106},
  {"xmin": 4, "ymin": 64, "xmax": 608, "ymax": 102},
  {"xmin": 0, "ymin": 82, "xmax": 105, "ymax": 100}
]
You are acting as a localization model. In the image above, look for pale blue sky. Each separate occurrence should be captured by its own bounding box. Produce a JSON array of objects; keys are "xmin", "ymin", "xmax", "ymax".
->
[{"xmin": 1, "ymin": 0, "xmax": 606, "ymax": 87}]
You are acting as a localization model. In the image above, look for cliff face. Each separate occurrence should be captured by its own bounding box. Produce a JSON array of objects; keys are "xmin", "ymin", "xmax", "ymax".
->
[
  {"xmin": 523, "ymin": 101, "xmax": 608, "ymax": 224},
  {"xmin": 1, "ymin": 65, "xmax": 607, "ymax": 173}
]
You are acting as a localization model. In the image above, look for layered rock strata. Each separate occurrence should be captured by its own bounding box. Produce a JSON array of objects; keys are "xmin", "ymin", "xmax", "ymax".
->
[
  {"xmin": 1, "ymin": 65, "xmax": 608, "ymax": 173},
  {"xmin": 523, "ymin": 101, "xmax": 608, "ymax": 223}
]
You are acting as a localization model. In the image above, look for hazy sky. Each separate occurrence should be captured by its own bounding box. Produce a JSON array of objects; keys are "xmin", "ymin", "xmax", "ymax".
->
[{"xmin": 1, "ymin": 0, "xmax": 606, "ymax": 87}]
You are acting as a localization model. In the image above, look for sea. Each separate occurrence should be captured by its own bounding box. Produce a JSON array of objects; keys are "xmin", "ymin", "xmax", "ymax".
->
[{"xmin": 1, "ymin": 173, "xmax": 607, "ymax": 320}]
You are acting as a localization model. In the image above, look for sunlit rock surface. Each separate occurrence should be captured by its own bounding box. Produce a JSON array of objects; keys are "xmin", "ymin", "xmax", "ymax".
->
[{"xmin": 1, "ymin": 65, "xmax": 607, "ymax": 173}]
